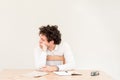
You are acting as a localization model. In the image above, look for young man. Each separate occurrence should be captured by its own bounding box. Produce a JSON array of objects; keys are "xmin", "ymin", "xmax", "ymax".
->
[{"xmin": 34, "ymin": 25, "xmax": 75, "ymax": 72}]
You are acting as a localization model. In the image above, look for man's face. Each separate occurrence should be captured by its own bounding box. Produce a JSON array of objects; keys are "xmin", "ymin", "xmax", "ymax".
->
[{"xmin": 39, "ymin": 34, "xmax": 49, "ymax": 47}]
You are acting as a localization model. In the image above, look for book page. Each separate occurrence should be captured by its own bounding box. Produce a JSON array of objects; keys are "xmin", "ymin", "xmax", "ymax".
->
[
  {"xmin": 54, "ymin": 71, "xmax": 82, "ymax": 76},
  {"xmin": 54, "ymin": 71, "xmax": 71, "ymax": 76}
]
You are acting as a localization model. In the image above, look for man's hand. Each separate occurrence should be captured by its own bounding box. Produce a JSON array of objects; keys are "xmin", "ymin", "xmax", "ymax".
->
[
  {"xmin": 40, "ymin": 43, "xmax": 47, "ymax": 51},
  {"xmin": 40, "ymin": 66, "xmax": 59, "ymax": 72}
]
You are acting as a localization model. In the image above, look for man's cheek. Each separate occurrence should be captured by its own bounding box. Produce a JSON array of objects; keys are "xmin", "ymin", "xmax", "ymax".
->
[{"xmin": 43, "ymin": 42, "xmax": 47, "ymax": 45}]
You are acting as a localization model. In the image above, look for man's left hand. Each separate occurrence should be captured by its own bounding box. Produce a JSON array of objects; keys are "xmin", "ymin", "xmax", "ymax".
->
[{"xmin": 40, "ymin": 66, "xmax": 59, "ymax": 72}]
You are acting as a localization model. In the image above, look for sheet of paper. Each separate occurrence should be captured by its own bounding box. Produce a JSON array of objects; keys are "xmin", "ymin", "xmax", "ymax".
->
[
  {"xmin": 54, "ymin": 71, "xmax": 82, "ymax": 76},
  {"xmin": 22, "ymin": 71, "xmax": 48, "ymax": 77},
  {"xmin": 54, "ymin": 71, "xmax": 72, "ymax": 76}
]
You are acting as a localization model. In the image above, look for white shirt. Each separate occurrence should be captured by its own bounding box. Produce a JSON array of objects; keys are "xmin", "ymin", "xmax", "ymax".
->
[{"xmin": 34, "ymin": 42, "xmax": 75, "ymax": 71}]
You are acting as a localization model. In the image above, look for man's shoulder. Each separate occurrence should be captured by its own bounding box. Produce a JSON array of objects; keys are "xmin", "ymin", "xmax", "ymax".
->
[{"xmin": 59, "ymin": 42, "xmax": 70, "ymax": 47}]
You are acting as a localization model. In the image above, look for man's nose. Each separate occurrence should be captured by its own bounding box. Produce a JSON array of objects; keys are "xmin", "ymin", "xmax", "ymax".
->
[{"xmin": 39, "ymin": 40, "xmax": 43, "ymax": 43}]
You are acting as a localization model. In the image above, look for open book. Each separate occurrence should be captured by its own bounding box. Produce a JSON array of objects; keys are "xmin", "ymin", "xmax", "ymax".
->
[
  {"xmin": 54, "ymin": 71, "xmax": 82, "ymax": 76},
  {"xmin": 22, "ymin": 71, "xmax": 48, "ymax": 78}
]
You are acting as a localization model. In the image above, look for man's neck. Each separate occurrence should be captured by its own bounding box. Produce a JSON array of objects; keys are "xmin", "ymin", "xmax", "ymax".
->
[{"xmin": 48, "ymin": 44, "xmax": 56, "ymax": 51}]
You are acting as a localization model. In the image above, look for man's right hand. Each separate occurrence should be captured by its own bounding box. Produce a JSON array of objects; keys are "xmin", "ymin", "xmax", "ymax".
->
[{"xmin": 40, "ymin": 43, "xmax": 47, "ymax": 51}]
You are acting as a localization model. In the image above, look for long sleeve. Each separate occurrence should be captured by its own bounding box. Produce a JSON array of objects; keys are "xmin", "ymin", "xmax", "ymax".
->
[
  {"xmin": 57, "ymin": 43, "xmax": 76, "ymax": 71},
  {"xmin": 34, "ymin": 47, "xmax": 47, "ymax": 69}
]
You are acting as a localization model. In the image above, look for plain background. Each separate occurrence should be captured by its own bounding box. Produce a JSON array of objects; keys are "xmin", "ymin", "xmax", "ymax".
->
[{"xmin": 0, "ymin": 0, "xmax": 120, "ymax": 80}]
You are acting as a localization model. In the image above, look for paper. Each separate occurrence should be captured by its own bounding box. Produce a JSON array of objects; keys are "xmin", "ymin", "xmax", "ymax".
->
[
  {"xmin": 54, "ymin": 71, "xmax": 71, "ymax": 76},
  {"xmin": 54, "ymin": 71, "xmax": 82, "ymax": 76},
  {"xmin": 22, "ymin": 71, "xmax": 48, "ymax": 78}
]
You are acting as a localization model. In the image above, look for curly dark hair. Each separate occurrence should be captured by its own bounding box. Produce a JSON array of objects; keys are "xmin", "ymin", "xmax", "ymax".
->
[{"xmin": 39, "ymin": 25, "xmax": 61, "ymax": 45}]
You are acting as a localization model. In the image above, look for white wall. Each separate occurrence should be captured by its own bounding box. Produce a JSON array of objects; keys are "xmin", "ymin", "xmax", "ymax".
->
[{"xmin": 0, "ymin": 0, "xmax": 120, "ymax": 80}]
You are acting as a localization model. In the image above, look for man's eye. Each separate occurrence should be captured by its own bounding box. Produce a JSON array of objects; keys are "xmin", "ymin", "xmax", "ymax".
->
[{"xmin": 41, "ymin": 39, "xmax": 44, "ymax": 41}]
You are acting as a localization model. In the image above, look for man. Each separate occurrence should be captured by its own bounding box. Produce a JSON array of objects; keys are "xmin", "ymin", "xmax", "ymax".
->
[{"xmin": 34, "ymin": 25, "xmax": 75, "ymax": 72}]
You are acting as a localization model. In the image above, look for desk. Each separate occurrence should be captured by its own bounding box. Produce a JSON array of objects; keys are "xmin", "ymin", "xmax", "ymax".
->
[{"xmin": 0, "ymin": 69, "xmax": 113, "ymax": 80}]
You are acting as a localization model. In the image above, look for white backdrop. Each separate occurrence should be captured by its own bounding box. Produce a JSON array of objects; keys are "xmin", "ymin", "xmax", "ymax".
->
[{"xmin": 0, "ymin": 0, "xmax": 120, "ymax": 80}]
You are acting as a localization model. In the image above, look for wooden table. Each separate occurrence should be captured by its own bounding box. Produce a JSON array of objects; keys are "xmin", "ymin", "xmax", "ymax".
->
[{"xmin": 0, "ymin": 69, "xmax": 113, "ymax": 80}]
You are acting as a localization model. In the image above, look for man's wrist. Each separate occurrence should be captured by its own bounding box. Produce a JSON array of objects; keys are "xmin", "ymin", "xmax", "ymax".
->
[{"xmin": 54, "ymin": 66, "xmax": 59, "ymax": 71}]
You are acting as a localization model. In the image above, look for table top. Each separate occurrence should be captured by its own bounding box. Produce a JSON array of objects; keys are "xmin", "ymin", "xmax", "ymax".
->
[{"xmin": 0, "ymin": 69, "xmax": 113, "ymax": 80}]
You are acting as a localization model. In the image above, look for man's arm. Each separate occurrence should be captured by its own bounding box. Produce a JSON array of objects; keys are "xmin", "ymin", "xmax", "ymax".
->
[
  {"xmin": 57, "ymin": 43, "xmax": 76, "ymax": 71},
  {"xmin": 34, "ymin": 47, "xmax": 47, "ymax": 70},
  {"xmin": 34, "ymin": 42, "xmax": 48, "ymax": 69}
]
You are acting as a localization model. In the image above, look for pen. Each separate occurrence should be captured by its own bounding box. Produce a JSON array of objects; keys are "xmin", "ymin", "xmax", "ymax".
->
[
  {"xmin": 65, "ymin": 71, "xmax": 68, "ymax": 73},
  {"xmin": 34, "ymin": 75, "xmax": 41, "ymax": 78}
]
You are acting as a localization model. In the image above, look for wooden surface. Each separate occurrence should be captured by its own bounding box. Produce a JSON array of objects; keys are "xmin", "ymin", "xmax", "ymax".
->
[{"xmin": 0, "ymin": 69, "xmax": 113, "ymax": 80}]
